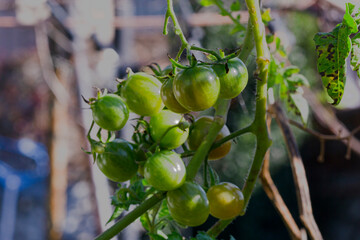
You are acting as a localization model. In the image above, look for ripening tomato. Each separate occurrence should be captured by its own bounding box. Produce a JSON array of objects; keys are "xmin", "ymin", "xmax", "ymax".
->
[
  {"xmin": 96, "ymin": 139, "xmax": 138, "ymax": 182},
  {"xmin": 149, "ymin": 110, "xmax": 189, "ymax": 150},
  {"xmin": 206, "ymin": 182, "xmax": 244, "ymax": 220},
  {"xmin": 161, "ymin": 78, "xmax": 189, "ymax": 114},
  {"xmin": 173, "ymin": 66, "xmax": 220, "ymax": 112},
  {"xmin": 167, "ymin": 181, "xmax": 209, "ymax": 227},
  {"xmin": 187, "ymin": 116, "xmax": 231, "ymax": 160},
  {"xmin": 213, "ymin": 58, "xmax": 248, "ymax": 99},
  {"xmin": 121, "ymin": 72, "xmax": 164, "ymax": 116},
  {"xmin": 144, "ymin": 151, "xmax": 186, "ymax": 191},
  {"xmin": 90, "ymin": 94, "xmax": 129, "ymax": 131}
]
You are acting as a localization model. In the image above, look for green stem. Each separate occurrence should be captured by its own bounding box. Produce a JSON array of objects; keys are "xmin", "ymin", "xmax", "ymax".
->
[
  {"xmin": 212, "ymin": 125, "xmax": 253, "ymax": 149},
  {"xmin": 214, "ymin": 0, "xmax": 242, "ymax": 29},
  {"xmin": 186, "ymin": 99, "xmax": 230, "ymax": 180},
  {"xmin": 95, "ymin": 192, "xmax": 166, "ymax": 240},
  {"xmin": 190, "ymin": 46, "xmax": 222, "ymax": 60},
  {"xmin": 206, "ymin": 0, "xmax": 272, "ymax": 237},
  {"xmin": 238, "ymin": 20, "xmax": 254, "ymax": 61},
  {"xmin": 164, "ymin": 0, "xmax": 189, "ymax": 47}
]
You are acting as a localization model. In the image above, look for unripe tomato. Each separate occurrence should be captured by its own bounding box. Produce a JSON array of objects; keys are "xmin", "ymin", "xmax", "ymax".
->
[
  {"xmin": 121, "ymin": 72, "xmax": 164, "ymax": 116},
  {"xmin": 173, "ymin": 66, "xmax": 220, "ymax": 111},
  {"xmin": 161, "ymin": 78, "xmax": 189, "ymax": 114},
  {"xmin": 206, "ymin": 182, "xmax": 244, "ymax": 220},
  {"xmin": 213, "ymin": 58, "xmax": 248, "ymax": 99},
  {"xmin": 167, "ymin": 181, "xmax": 209, "ymax": 226},
  {"xmin": 96, "ymin": 139, "xmax": 138, "ymax": 182},
  {"xmin": 149, "ymin": 110, "xmax": 189, "ymax": 150},
  {"xmin": 188, "ymin": 116, "xmax": 231, "ymax": 160},
  {"xmin": 90, "ymin": 94, "xmax": 129, "ymax": 131},
  {"xmin": 144, "ymin": 151, "xmax": 186, "ymax": 191}
]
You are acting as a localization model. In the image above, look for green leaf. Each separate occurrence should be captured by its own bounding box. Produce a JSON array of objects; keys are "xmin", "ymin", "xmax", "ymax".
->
[
  {"xmin": 268, "ymin": 58, "xmax": 278, "ymax": 88},
  {"xmin": 230, "ymin": 1, "xmax": 241, "ymax": 11},
  {"xmin": 106, "ymin": 206, "xmax": 124, "ymax": 224},
  {"xmin": 140, "ymin": 214, "xmax": 150, "ymax": 231},
  {"xmin": 193, "ymin": 231, "xmax": 216, "ymax": 240},
  {"xmin": 266, "ymin": 34, "xmax": 274, "ymax": 43},
  {"xmin": 230, "ymin": 24, "xmax": 246, "ymax": 34},
  {"xmin": 148, "ymin": 233, "xmax": 166, "ymax": 240},
  {"xmin": 283, "ymin": 65, "xmax": 300, "ymax": 77},
  {"xmin": 261, "ymin": 9, "xmax": 272, "ymax": 24},
  {"xmin": 351, "ymin": 32, "xmax": 360, "ymax": 78},
  {"xmin": 167, "ymin": 232, "xmax": 183, "ymax": 240},
  {"xmin": 287, "ymin": 89, "xmax": 309, "ymax": 124},
  {"xmin": 230, "ymin": 236, "xmax": 236, "ymax": 240},
  {"xmin": 314, "ymin": 11, "xmax": 357, "ymax": 105},
  {"xmin": 199, "ymin": 0, "xmax": 215, "ymax": 7},
  {"xmin": 287, "ymin": 74, "xmax": 310, "ymax": 87}
]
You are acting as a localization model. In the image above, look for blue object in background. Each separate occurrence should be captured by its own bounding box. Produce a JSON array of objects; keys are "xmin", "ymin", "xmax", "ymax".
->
[{"xmin": 0, "ymin": 137, "xmax": 49, "ymax": 240}]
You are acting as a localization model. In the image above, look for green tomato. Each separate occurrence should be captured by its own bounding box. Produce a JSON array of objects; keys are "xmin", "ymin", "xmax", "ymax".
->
[
  {"xmin": 121, "ymin": 72, "xmax": 164, "ymax": 116},
  {"xmin": 213, "ymin": 58, "xmax": 248, "ymax": 99},
  {"xmin": 144, "ymin": 151, "xmax": 186, "ymax": 191},
  {"xmin": 149, "ymin": 110, "xmax": 189, "ymax": 150},
  {"xmin": 97, "ymin": 139, "xmax": 138, "ymax": 182},
  {"xmin": 187, "ymin": 116, "xmax": 231, "ymax": 160},
  {"xmin": 207, "ymin": 182, "xmax": 244, "ymax": 220},
  {"xmin": 167, "ymin": 181, "xmax": 209, "ymax": 227},
  {"xmin": 161, "ymin": 78, "xmax": 189, "ymax": 114},
  {"xmin": 90, "ymin": 94, "xmax": 129, "ymax": 131},
  {"xmin": 173, "ymin": 66, "xmax": 220, "ymax": 111}
]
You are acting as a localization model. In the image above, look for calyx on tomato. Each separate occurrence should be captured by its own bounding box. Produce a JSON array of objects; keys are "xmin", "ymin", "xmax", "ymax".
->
[
  {"xmin": 206, "ymin": 182, "xmax": 244, "ymax": 220},
  {"xmin": 167, "ymin": 181, "xmax": 209, "ymax": 227},
  {"xmin": 96, "ymin": 139, "xmax": 138, "ymax": 182},
  {"xmin": 173, "ymin": 65, "xmax": 220, "ymax": 112},
  {"xmin": 144, "ymin": 151, "xmax": 186, "ymax": 191},
  {"xmin": 188, "ymin": 116, "xmax": 231, "ymax": 160},
  {"xmin": 149, "ymin": 110, "xmax": 189, "ymax": 150},
  {"xmin": 90, "ymin": 93, "xmax": 129, "ymax": 131},
  {"xmin": 121, "ymin": 70, "xmax": 164, "ymax": 116},
  {"xmin": 213, "ymin": 58, "xmax": 248, "ymax": 99}
]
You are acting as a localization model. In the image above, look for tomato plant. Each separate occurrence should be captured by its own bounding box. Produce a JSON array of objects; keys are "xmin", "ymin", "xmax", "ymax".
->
[
  {"xmin": 121, "ymin": 70, "xmax": 164, "ymax": 116},
  {"xmin": 161, "ymin": 78, "xmax": 189, "ymax": 113},
  {"xmin": 188, "ymin": 116, "xmax": 231, "ymax": 160},
  {"xmin": 166, "ymin": 181, "xmax": 209, "ymax": 227},
  {"xmin": 144, "ymin": 150, "xmax": 186, "ymax": 191},
  {"xmin": 90, "ymin": 93, "xmax": 129, "ymax": 131},
  {"xmin": 173, "ymin": 65, "xmax": 220, "ymax": 112},
  {"xmin": 213, "ymin": 58, "xmax": 249, "ymax": 99},
  {"xmin": 149, "ymin": 109, "xmax": 189, "ymax": 150},
  {"xmin": 207, "ymin": 182, "xmax": 244, "ymax": 220},
  {"xmin": 96, "ymin": 139, "xmax": 138, "ymax": 182}
]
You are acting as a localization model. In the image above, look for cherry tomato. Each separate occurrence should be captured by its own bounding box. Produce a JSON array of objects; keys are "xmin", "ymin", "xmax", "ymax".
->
[
  {"xmin": 90, "ymin": 94, "xmax": 129, "ymax": 131},
  {"xmin": 161, "ymin": 78, "xmax": 189, "ymax": 114},
  {"xmin": 96, "ymin": 139, "xmax": 138, "ymax": 182},
  {"xmin": 121, "ymin": 72, "xmax": 164, "ymax": 116},
  {"xmin": 187, "ymin": 116, "xmax": 231, "ymax": 160},
  {"xmin": 213, "ymin": 58, "xmax": 248, "ymax": 99},
  {"xmin": 144, "ymin": 151, "xmax": 186, "ymax": 191},
  {"xmin": 206, "ymin": 182, "xmax": 244, "ymax": 220},
  {"xmin": 167, "ymin": 181, "xmax": 209, "ymax": 227},
  {"xmin": 149, "ymin": 110, "xmax": 189, "ymax": 150},
  {"xmin": 173, "ymin": 66, "xmax": 220, "ymax": 111}
]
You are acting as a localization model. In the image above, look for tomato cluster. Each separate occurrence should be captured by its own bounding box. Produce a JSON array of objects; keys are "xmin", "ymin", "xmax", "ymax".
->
[{"xmin": 85, "ymin": 58, "xmax": 248, "ymax": 228}]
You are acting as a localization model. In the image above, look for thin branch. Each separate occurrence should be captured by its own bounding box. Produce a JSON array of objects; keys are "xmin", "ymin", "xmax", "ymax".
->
[
  {"xmin": 260, "ymin": 116, "xmax": 306, "ymax": 240},
  {"xmin": 271, "ymin": 102, "xmax": 323, "ymax": 240}
]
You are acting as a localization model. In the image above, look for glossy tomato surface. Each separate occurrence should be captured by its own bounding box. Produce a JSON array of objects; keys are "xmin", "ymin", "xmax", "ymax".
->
[
  {"xmin": 161, "ymin": 78, "xmax": 189, "ymax": 113},
  {"xmin": 213, "ymin": 58, "xmax": 248, "ymax": 99},
  {"xmin": 149, "ymin": 110, "xmax": 189, "ymax": 150},
  {"xmin": 173, "ymin": 66, "xmax": 220, "ymax": 112},
  {"xmin": 207, "ymin": 182, "xmax": 244, "ymax": 219},
  {"xmin": 121, "ymin": 72, "xmax": 164, "ymax": 116},
  {"xmin": 97, "ymin": 139, "xmax": 138, "ymax": 182},
  {"xmin": 166, "ymin": 181, "xmax": 209, "ymax": 227},
  {"xmin": 187, "ymin": 116, "xmax": 231, "ymax": 160},
  {"xmin": 90, "ymin": 94, "xmax": 129, "ymax": 131},
  {"xmin": 144, "ymin": 151, "xmax": 186, "ymax": 191}
]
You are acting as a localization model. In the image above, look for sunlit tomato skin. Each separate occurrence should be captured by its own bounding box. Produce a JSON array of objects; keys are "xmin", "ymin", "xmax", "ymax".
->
[
  {"xmin": 187, "ymin": 116, "xmax": 231, "ymax": 160},
  {"xmin": 90, "ymin": 94, "xmax": 129, "ymax": 131},
  {"xmin": 149, "ymin": 110, "xmax": 189, "ymax": 150},
  {"xmin": 96, "ymin": 139, "xmax": 138, "ymax": 182},
  {"xmin": 207, "ymin": 182, "xmax": 244, "ymax": 220},
  {"xmin": 161, "ymin": 78, "xmax": 189, "ymax": 114},
  {"xmin": 144, "ymin": 151, "xmax": 186, "ymax": 191},
  {"xmin": 173, "ymin": 66, "xmax": 220, "ymax": 112},
  {"xmin": 121, "ymin": 72, "xmax": 164, "ymax": 116},
  {"xmin": 167, "ymin": 181, "xmax": 209, "ymax": 227},
  {"xmin": 213, "ymin": 58, "xmax": 248, "ymax": 99}
]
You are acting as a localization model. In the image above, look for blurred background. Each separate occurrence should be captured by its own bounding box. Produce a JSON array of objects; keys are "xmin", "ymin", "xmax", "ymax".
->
[{"xmin": 0, "ymin": 0, "xmax": 360, "ymax": 239}]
